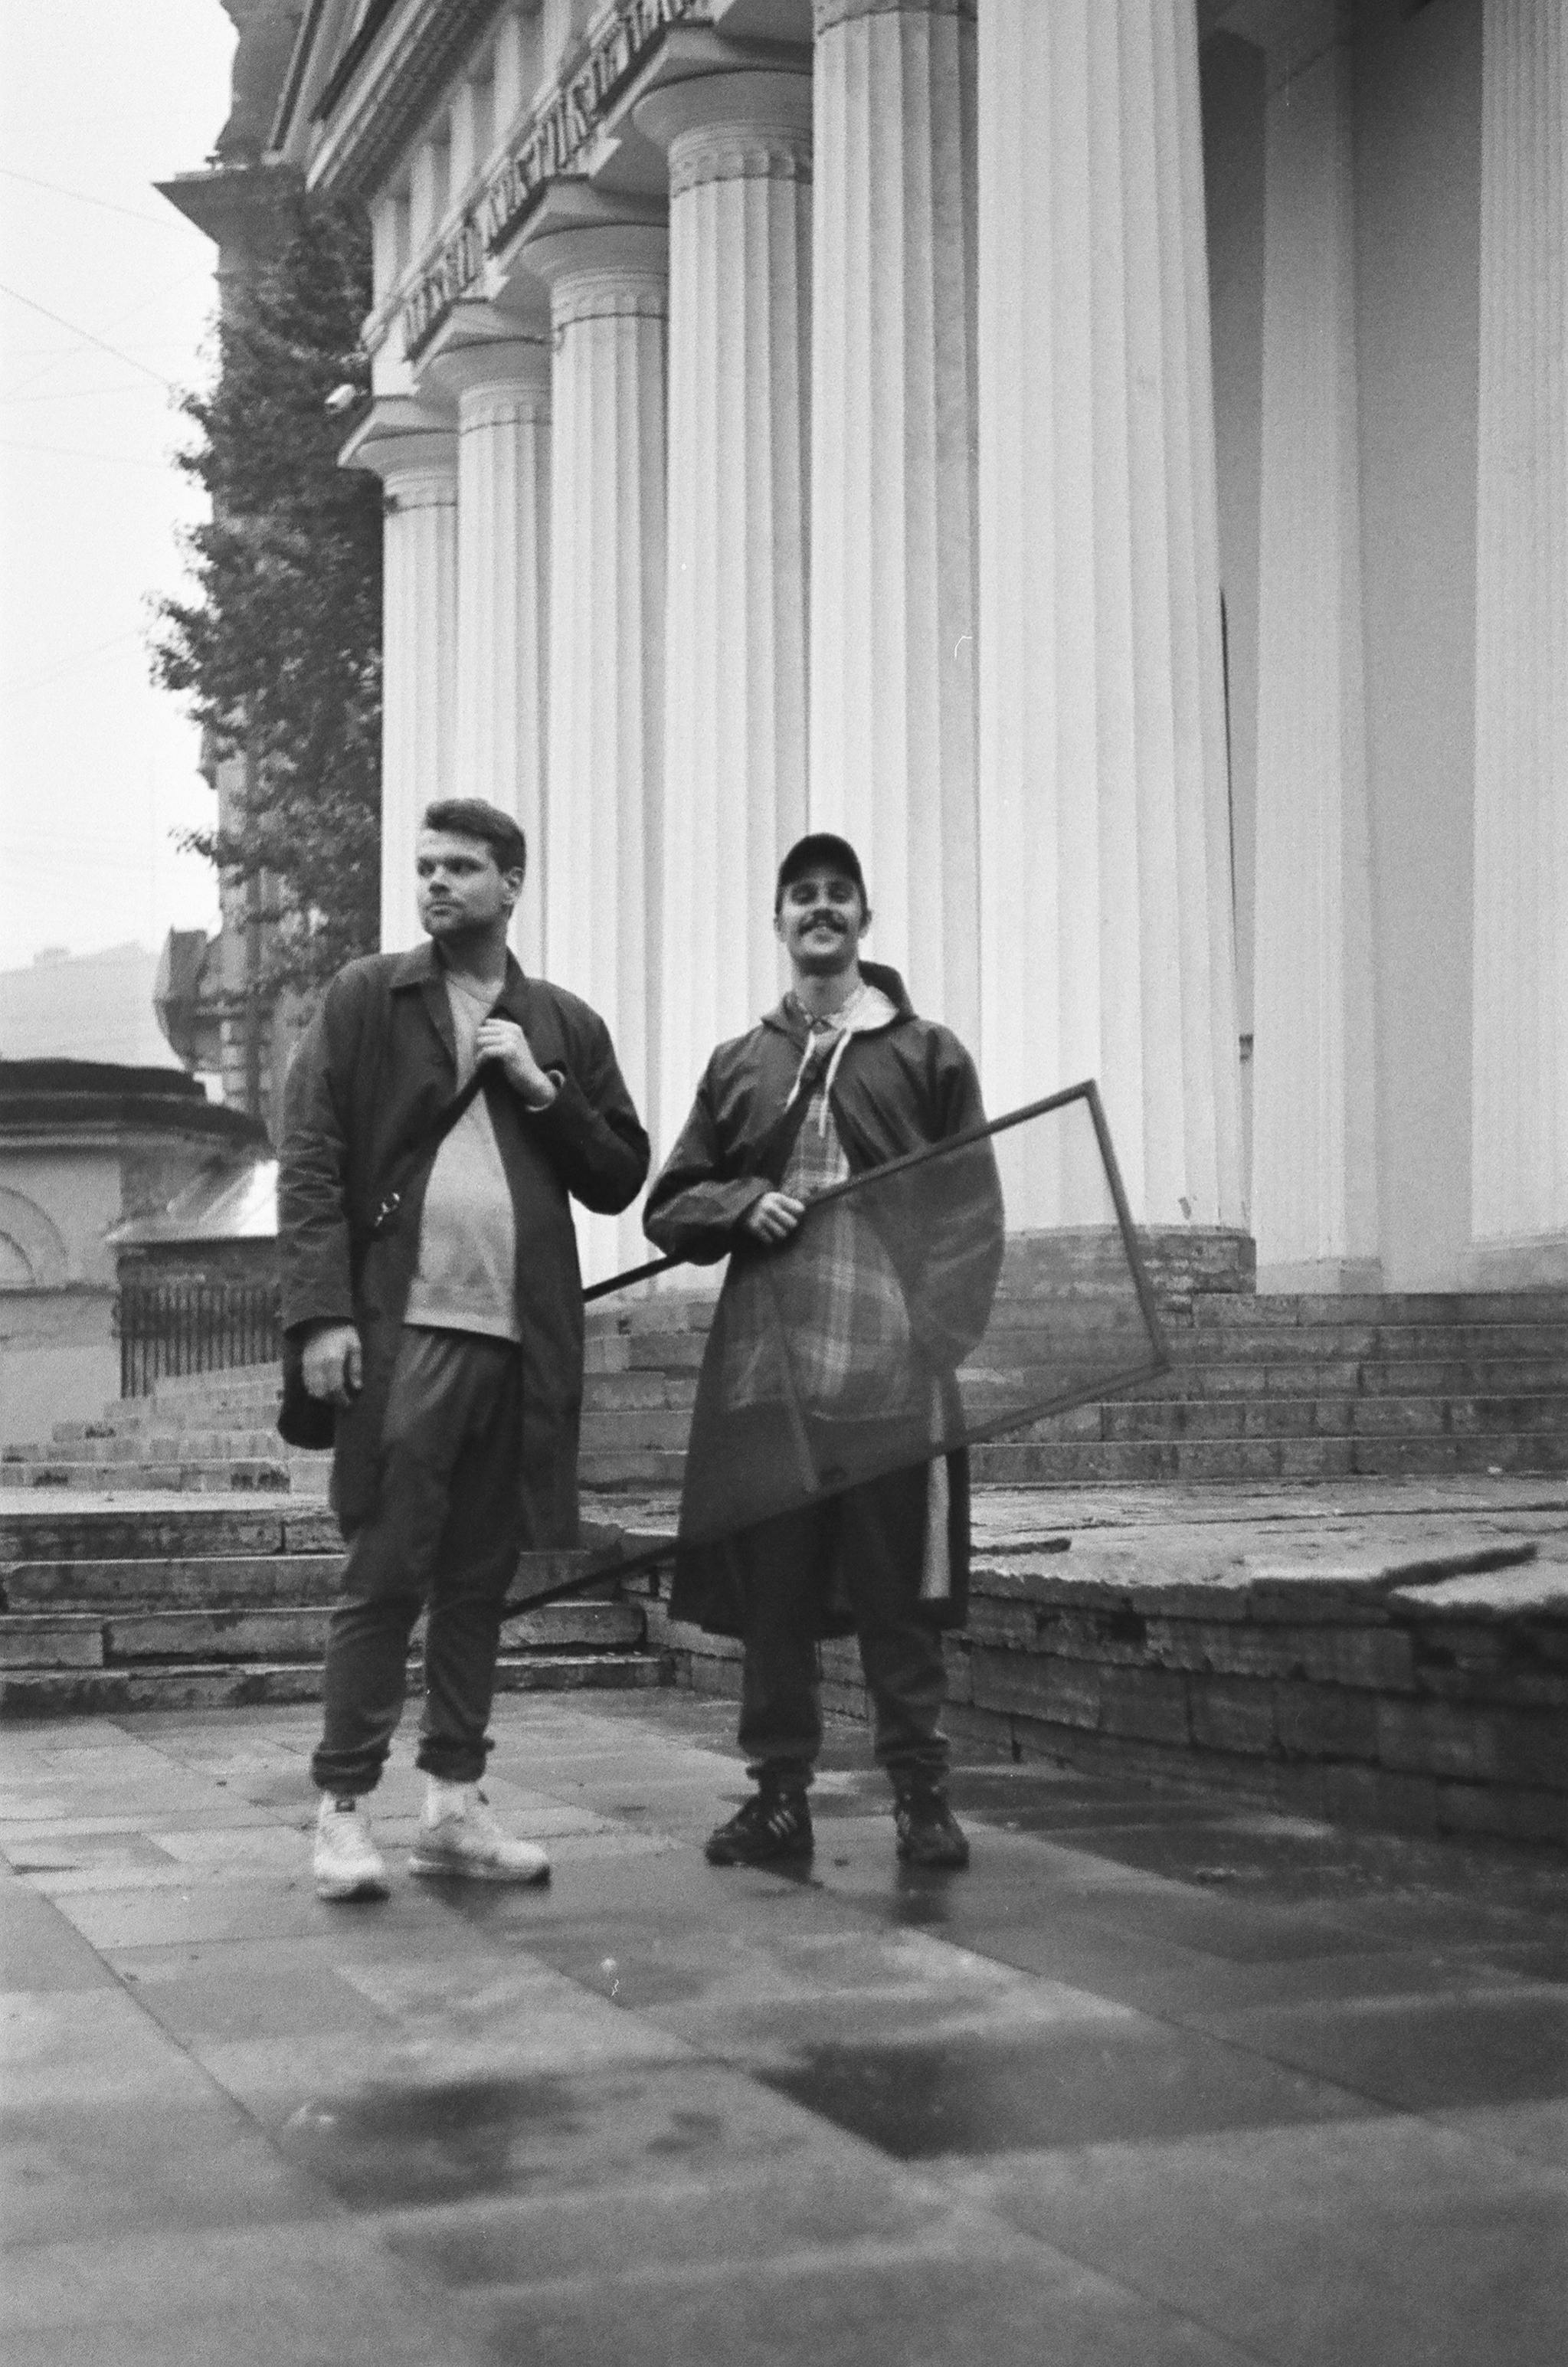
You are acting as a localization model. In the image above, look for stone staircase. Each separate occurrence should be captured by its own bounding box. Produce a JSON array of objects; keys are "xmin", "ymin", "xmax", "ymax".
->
[
  {"xmin": 0, "ymin": 1367, "xmax": 326, "ymax": 1495},
  {"xmin": 0, "ymin": 1498, "xmax": 670, "ymax": 1717},
  {"xmin": 4, "ymin": 1288, "xmax": 1567, "ymax": 1504},
  {"xmin": 578, "ymin": 1288, "xmax": 1568, "ymax": 1489}
]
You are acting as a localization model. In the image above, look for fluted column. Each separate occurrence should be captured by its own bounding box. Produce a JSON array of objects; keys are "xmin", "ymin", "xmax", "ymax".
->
[
  {"xmin": 975, "ymin": 0, "xmax": 1242, "ymax": 1229},
  {"xmin": 810, "ymin": 0, "xmax": 979, "ymax": 1041},
  {"xmin": 340, "ymin": 398, "xmax": 457, "ymax": 952},
  {"xmin": 1471, "ymin": 0, "xmax": 1568, "ymax": 1279},
  {"xmin": 635, "ymin": 70, "xmax": 813, "ymax": 1144},
  {"xmin": 1249, "ymin": 1, "xmax": 1378, "ymax": 1288},
  {"xmin": 524, "ymin": 201, "xmax": 668, "ymax": 1273},
  {"xmin": 421, "ymin": 300, "xmax": 552, "ymax": 968}
]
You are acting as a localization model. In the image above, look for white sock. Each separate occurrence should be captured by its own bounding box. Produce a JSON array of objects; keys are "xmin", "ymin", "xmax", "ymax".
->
[{"xmin": 424, "ymin": 1775, "xmax": 470, "ymax": 1822}]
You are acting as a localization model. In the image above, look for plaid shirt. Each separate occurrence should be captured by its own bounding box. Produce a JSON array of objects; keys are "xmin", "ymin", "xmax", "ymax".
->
[{"xmin": 724, "ymin": 1017, "xmax": 918, "ymax": 1416}]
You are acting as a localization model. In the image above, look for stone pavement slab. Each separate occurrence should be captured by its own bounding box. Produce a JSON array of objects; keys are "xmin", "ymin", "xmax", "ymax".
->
[{"xmin": 2, "ymin": 1689, "xmax": 1565, "ymax": 2367}]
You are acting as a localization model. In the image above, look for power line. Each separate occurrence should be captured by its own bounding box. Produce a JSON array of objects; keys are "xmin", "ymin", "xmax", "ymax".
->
[
  {"xmin": 0, "ymin": 266, "xmax": 212, "ymax": 404},
  {"xmin": 0, "ymin": 384, "xmax": 169, "ymax": 406},
  {"xmin": 0, "ymin": 165, "xmax": 198, "ymax": 233},
  {"xmin": 0, "ymin": 629, "xmax": 145, "ymax": 698},
  {"xmin": 0, "ymin": 436, "xmax": 175, "ymax": 470},
  {"xmin": 0, "ymin": 283, "xmax": 175, "ymax": 390}
]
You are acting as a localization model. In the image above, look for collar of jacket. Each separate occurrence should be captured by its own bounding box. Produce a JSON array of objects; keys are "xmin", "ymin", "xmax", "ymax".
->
[
  {"xmin": 761, "ymin": 958, "xmax": 914, "ymax": 1046},
  {"xmin": 388, "ymin": 939, "xmax": 534, "ymax": 1066},
  {"xmin": 388, "ymin": 940, "xmax": 532, "ymax": 1010}
]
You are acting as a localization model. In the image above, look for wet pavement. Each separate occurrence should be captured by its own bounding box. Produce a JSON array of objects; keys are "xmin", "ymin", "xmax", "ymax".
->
[{"xmin": 2, "ymin": 1690, "xmax": 1565, "ymax": 2366}]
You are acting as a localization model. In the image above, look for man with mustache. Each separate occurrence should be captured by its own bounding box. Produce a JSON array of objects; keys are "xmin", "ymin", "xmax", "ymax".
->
[
  {"xmin": 645, "ymin": 834, "xmax": 1002, "ymax": 1870},
  {"xmin": 280, "ymin": 798, "xmax": 649, "ymax": 1900}
]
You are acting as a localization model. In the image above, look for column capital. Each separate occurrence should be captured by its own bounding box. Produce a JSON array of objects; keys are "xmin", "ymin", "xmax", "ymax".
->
[
  {"xmin": 515, "ymin": 188, "xmax": 669, "ymax": 323},
  {"xmin": 417, "ymin": 297, "xmax": 552, "ymax": 414},
  {"xmin": 635, "ymin": 70, "xmax": 813, "ymax": 197},
  {"xmin": 338, "ymin": 395, "xmax": 457, "ymax": 493},
  {"xmin": 815, "ymin": 0, "xmax": 974, "ymax": 30}
]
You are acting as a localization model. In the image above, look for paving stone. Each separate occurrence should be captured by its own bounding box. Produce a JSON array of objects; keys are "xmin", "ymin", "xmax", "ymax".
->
[
  {"xmin": 474, "ymin": 2220, "xmax": 1260, "ymax": 2367},
  {"xmin": 0, "ymin": 2222, "xmax": 469, "ymax": 2365},
  {"xmin": 0, "ymin": 1868, "xmax": 119, "ymax": 1992},
  {"xmin": 1187, "ymin": 1989, "xmax": 1568, "ymax": 2115},
  {"xmin": 5, "ymin": 1684, "xmax": 1566, "ymax": 2367},
  {"xmin": 957, "ymin": 2117, "xmax": 1568, "ymax": 2367}
]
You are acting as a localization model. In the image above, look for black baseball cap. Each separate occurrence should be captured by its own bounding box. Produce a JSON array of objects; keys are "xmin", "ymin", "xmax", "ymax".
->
[{"xmin": 774, "ymin": 832, "xmax": 869, "ymax": 912}]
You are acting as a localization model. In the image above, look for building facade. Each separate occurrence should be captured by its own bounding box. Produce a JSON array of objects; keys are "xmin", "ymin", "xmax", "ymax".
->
[
  {"xmin": 271, "ymin": 0, "xmax": 1565, "ymax": 1289},
  {"xmin": 160, "ymin": 0, "xmax": 318, "ymax": 1139},
  {"xmin": 0, "ymin": 1062, "xmax": 265, "ymax": 1445}
]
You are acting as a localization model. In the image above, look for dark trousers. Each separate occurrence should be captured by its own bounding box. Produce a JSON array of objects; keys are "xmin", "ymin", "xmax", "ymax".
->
[
  {"xmin": 311, "ymin": 1326, "xmax": 522, "ymax": 1797},
  {"xmin": 735, "ymin": 1462, "xmax": 949, "ymax": 1789}
]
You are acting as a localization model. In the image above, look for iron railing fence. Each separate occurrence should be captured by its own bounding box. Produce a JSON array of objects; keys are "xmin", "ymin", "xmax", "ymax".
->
[{"xmin": 116, "ymin": 1278, "xmax": 282, "ymax": 1398}]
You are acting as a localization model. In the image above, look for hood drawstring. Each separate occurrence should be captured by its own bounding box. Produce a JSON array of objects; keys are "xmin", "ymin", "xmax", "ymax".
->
[
  {"xmin": 817, "ymin": 1030, "xmax": 853, "ymax": 1129},
  {"xmin": 781, "ymin": 984, "xmax": 895, "ymax": 1135}
]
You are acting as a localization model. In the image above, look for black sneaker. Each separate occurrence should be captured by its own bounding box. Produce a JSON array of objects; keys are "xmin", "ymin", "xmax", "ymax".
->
[
  {"xmin": 705, "ymin": 1785, "xmax": 813, "ymax": 1867},
  {"xmin": 894, "ymin": 1785, "xmax": 970, "ymax": 1870}
]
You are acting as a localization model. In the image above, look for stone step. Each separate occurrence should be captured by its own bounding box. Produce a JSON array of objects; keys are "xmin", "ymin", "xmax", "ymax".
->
[
  {"xmin": 575, "ymin": 1432, "xmax": 1568, "ymax": 1488},
  {"xmin": 971, "ymin": 1432, "xmax": 1568, "ymax": 1484},
  {"xmin": 0, "ymin": 1650, "xmax": 667, "ymax": 1719},
  {"xmin": 18, "ymin": 1430, "xmax": 312, "ymax": 1465},
  {"xmin": 1075, "ymin": 1393, "xmax": 1568, "ymax": 1443},
  {"xmin": 0, "ymin": 1503, "xmax": 337, "ymax": 1566},
  {"xmin": 44, "ymin": 1351, "xmax": 1568, "ymax": 1464},
  {"xmin": 572, "ymin": 1388, "xmax": 1568, "ymax": 1459},
  {"xmin": 1173, "ymin": 1321, "xmax": 1568, "ymax": 1360},
  {"xmin": 1113, "ymin": 1355, "xmax": 1568, "ymax": 1396},
  {"xmin": 1183, "ymin": 1288, "xmax": 1568, "ymax": 1325},
  {"xmin": 0, "ymin": 1504, "xmax": 643, "ymax": 1575},
  {"xmin": 0, "ymin": 1460, "xmax": 306, "ymax": 1495},
  {"xmin": 2, "ymin": 1553, "xmax": 345, "ymax": 1611},
  {"xmin": 18, "ymin": 1417, "xmax": 1561, "ymax": 1494},
  {"xmin": 0, "ymin": 1599, "xmax": 647, "ymax": 1669}
]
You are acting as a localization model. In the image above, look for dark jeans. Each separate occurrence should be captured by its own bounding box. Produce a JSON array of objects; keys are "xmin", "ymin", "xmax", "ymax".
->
[
  {"xmin": 311, "ymin": 1326, "xmax": 522, "ymax": 1797},
  {"xmin": 735, "ymin": 1462, "xmax": 949, "ymax": 1789}
]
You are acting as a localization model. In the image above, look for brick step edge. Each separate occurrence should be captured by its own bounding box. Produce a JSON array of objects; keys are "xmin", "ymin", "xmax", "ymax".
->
[
  {"xmin": 0, "ymin": 1604, "xmax": 649, "ymax": 1668},
  {"xmin": 0, "ymin": 1468, "xmax": 316, "ymax": 1494},
  {"xmin": 0, "ymin": 1651, "xmax": 672, "ymax": 1718}
]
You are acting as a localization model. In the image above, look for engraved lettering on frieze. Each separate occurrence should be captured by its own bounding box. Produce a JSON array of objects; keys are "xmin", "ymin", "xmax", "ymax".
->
[{"xmin": 401, "ymin": 0, "xmax": 702, "ymax": 358}]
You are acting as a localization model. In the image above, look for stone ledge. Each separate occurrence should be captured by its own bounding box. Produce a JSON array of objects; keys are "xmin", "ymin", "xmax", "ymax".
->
[{"xmin": 643, "ymin": 1527, "xmax": 1566, "ymax": 1847}]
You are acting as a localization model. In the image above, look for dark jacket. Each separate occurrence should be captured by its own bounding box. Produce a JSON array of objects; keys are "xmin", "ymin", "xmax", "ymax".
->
[
  {"xmin": 279, "ymin": 942, "xmax": 648, "ymax": 1541},
  {"xmin": 643, "ymin": 961, "xmax": 1003, "ymax": 1636}
]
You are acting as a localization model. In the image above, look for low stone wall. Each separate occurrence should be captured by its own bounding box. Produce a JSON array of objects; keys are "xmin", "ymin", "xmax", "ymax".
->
[{"xmin": 639, "ymin": 1544, "xmax": 1567, "ymax": 1847}]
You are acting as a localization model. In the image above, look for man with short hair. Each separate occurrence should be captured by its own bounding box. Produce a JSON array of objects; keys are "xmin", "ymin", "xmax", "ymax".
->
[
  {"xmin": 281, "ymin": 797, "xmax": 649, "ymax": 1900},
  {"xmin": 645, "ymin": 833, "xmax": 1002, "ymax": 1870}
]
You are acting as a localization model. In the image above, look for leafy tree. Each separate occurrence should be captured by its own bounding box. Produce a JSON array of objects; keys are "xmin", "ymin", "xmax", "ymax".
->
[{"xmin": 154, "ymin": 193, "xmax": 381, "ymax": 994}]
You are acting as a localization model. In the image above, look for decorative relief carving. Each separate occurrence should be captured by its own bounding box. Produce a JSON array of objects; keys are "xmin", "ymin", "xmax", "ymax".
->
[
  {"xmin": 401, "ymin": 0, "xmax": 702, "ymax": 360},
  {"xmin": 550, "ymin": 274, "xmax": 670, "ymax": 331},
  {"xmin": 668, "ymin": 132, "xmax": 813, "ymax": 198}
]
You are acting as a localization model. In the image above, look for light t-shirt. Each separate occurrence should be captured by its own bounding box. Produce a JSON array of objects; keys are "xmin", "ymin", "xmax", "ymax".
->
[{"xmin": 404, "ymin": 974, "xmax": 520, "ymax": 1342}]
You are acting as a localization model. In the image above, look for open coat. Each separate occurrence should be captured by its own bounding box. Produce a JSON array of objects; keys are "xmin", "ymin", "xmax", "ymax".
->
[
  {"xmin": 279, "ymin": 943, "xmax": 648, "ymax": 1543},
  {"xmin": 643, "ymin": 962, "xmax": 1003, "ymax": 1639}
]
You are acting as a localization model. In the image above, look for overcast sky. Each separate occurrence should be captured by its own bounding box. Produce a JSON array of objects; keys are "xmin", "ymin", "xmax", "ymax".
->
[{"xmin": 0, "ymin": 0, "xmax": 238, "ymax": 973}]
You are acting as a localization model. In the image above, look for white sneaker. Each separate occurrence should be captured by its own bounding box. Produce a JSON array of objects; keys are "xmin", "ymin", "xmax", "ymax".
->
[
  {"xmin": 313, "ymin": 1793, "xmax": 390, "ymax": 1902},
  {"xmin": 408, "ymin": 1783, "xmax": 551, "ymax": 1885}
]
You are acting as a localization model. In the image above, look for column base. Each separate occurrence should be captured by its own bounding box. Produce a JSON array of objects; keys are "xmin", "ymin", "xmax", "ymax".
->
[
  {"xmin": 1255, "ymin": 1256, "xmax": 1384, "ymax": 1297},
  {"xmin": 1460, "ymin": 1235, "xmax": 1568, "ymax": 1290}
]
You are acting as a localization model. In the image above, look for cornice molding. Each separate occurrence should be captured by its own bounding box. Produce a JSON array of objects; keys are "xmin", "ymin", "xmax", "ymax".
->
[
  {"xmin": 307, "ymin": 0, "xmax": 504, "ymax": 202},
  {"xmin": 156, "ymin": 159, "xmax": 303, "ymax": 249}
]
